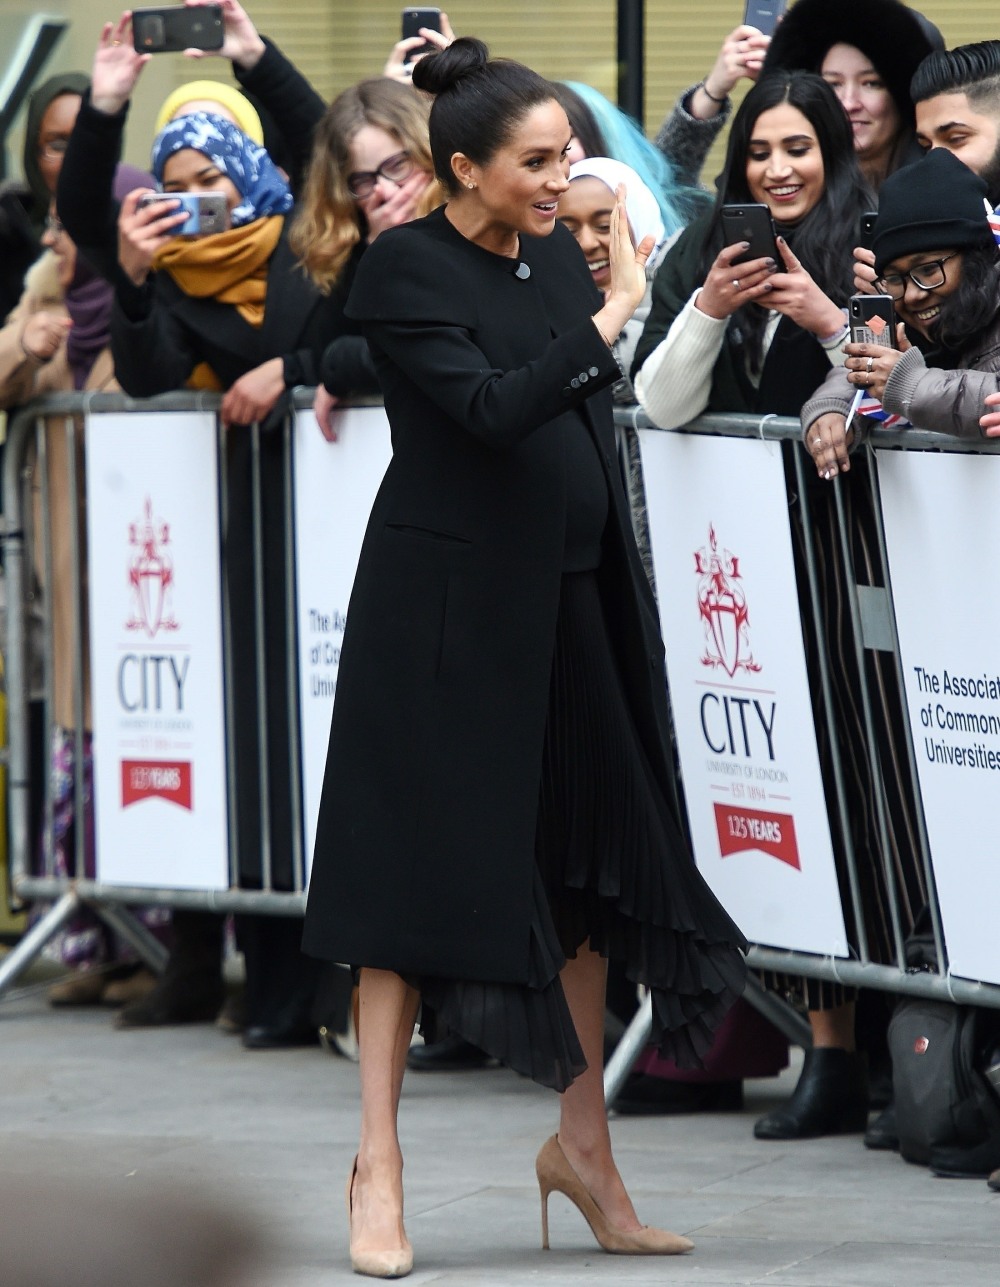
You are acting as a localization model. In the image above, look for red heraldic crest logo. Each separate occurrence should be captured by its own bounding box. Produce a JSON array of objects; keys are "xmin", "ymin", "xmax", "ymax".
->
[
  {"xmin": 695, "ymin": 524, "xmax": 760, "ymax": 677},
  {"xmin": 126, "ymin": 498, "xmax": 180, "ymax": 637}
]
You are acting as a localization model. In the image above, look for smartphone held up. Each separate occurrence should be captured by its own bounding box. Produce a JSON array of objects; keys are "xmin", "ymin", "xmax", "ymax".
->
[
  {"xmin": 138, "ymin": 191, "xmax": 229, "ymax": 237},
  {"xmin": 131, "ymin": 4, "xmax": 224, "ymax": 53},
  {"xmin": 742, "ymin": 0, "xmax": 787, "ymax": 37},
  {"xmin": 401, "ymin": 6, "xmax": 442, "ymax": 62}
]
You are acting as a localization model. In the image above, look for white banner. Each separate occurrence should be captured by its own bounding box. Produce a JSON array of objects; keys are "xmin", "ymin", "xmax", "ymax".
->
[
  {"xmin": 878, "ymin": 449, "xmax": 1000, "ymax": 985},
  {"xmin": 293, "ymin": 407, "xmax": 393, "ymax": 871},
  {"xmin": 639, "ymin": 431, "xmax": 848, "ymax": 956},
  {"xmin": 86, "ymin": 412, "xmax": 228, "ymax": 890}
]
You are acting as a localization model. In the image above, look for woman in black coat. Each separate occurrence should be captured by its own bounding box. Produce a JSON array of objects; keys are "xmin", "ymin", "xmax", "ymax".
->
[{"xmin": 301, "ymin": 39, "xmax": 746, "ymax": 1279}]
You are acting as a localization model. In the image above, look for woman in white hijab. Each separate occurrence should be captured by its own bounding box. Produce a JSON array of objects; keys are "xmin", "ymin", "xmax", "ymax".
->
[{"xmin": 558, "ymin": 157, "xmax": 668, "ymax": 400}]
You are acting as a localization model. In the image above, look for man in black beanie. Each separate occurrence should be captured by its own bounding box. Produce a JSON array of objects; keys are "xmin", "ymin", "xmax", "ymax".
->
[{"xmin": 912, "ymin": 41, "xmax": 1000, "ymax": 206}]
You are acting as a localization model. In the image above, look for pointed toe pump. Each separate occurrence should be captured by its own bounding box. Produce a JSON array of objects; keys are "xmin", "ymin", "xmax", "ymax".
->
[
  {"xmin": 346, "ymin": 1157, "xmax": 414, "ymax": 1279},
  {"xmin": 535, "ymin": 1135, "xmax": 694, "ymax": 1256}
]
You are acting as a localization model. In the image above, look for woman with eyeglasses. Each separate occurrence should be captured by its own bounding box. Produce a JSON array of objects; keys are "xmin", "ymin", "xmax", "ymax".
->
[
  {"xmin": 292, "ymin": 78, "xmax": 443, "ymax": 438},
  {"xmin": 804, "ymin": 148, "xmax": 1000, "ymax": 468}
]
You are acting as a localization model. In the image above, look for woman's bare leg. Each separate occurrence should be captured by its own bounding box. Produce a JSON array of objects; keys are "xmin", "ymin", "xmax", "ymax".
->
[
  {"xmin": 555, "ymin": 945, "xmax": 642, "ymax": 1232},
  {"xmin": 350, "ymin": 967, "xmax": 421, "ymax": 1261},
  {"xmin": 809, "ymin": 1001, "xmax": 856, "ymax": 1050}
]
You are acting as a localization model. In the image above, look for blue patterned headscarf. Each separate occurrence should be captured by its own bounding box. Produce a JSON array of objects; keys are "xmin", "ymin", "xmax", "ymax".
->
[{"xmin": 150, "ymin": 112, "xmax": 293, "ymax": 228}]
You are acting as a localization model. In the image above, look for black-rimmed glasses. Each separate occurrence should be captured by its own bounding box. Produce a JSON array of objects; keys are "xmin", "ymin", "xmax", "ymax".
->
[
  {"xmin": 876, "ymin": 253, "xmax": 959, "ymax": 299},
  {"xmin": 347, "ymin": 151, "xmax": 414, "ymax": 200}
]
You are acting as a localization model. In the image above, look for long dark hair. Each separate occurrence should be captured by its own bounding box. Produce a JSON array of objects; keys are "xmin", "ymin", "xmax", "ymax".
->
[
  {"xmin": 703, "ymin": 72, "xmax": 873, "ymax": 371},
  {"xmin": 919, "ymin": 242, "xmax": 1000, "ymax": 356}
]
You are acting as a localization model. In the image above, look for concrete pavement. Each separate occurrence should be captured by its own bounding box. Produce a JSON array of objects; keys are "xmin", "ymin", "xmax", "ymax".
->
[{"xmin": 1, "ymin": 967, "xmax": 997, "ymax": 1286}]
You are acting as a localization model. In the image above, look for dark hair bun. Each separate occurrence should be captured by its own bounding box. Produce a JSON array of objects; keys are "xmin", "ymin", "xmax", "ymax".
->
[{"xmin": 411, "ymin": 36, "xmax": 489, "ymax": 95}]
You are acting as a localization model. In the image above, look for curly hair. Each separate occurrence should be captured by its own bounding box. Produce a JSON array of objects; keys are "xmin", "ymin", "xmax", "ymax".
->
[{"xmin": 291, "ymin": 78, "xmax": 443, "ymax": 294}]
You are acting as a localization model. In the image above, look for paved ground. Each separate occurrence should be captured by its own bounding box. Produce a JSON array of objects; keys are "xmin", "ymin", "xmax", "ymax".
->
[{"xmin": 1, "ymin": 964, "xmax": 998, "ymax": 1286}]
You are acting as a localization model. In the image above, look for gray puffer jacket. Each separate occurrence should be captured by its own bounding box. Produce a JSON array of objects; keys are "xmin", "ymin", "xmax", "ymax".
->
[{"xmin": 801, "ymin": 311, "xmax": 1000, "ymax": 441}]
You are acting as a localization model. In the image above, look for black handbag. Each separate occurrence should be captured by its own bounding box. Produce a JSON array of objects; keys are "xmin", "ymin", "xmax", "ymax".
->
[{"xmin": 888, "ymin": 912, "xmax": 1000, "ymax": 1169}]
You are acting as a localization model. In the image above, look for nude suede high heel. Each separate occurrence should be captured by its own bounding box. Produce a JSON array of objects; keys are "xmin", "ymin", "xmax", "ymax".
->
[
  {"xmin": 346, "ymin": 1157, "xmax": 414, "ymax": 1279},
  {"xmin": 535, "ymin": 1135, "xmax": 694, "ymax": 1256}
]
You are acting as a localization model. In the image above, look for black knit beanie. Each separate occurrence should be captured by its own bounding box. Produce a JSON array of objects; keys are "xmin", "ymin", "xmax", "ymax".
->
[{"xmin": 872, "ymin": 149, "xmax": 993, "ymax": 274}]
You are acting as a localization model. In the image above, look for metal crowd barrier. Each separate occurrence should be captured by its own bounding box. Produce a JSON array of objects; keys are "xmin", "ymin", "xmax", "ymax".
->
[
  {"xmin": 605, "ymin": 407, "xmax": 1000, "ymax": 1101},
  {"xmin": 0, "ymin": 390, "xmax": 318, "ymax": 1000},
  {"xmin": 2, "ymin": 392, "xmax": 999, "ymax": 1109}
]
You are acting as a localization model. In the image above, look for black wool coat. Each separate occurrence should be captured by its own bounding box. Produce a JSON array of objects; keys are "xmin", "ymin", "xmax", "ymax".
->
[{"xmin": 302, "ymin": 208, "xmax": 680, "ymax": 983}]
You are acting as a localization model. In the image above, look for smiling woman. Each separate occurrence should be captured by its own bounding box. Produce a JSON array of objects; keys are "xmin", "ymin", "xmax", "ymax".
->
[
  {"xmin": 803, "ymin": 146, "xmax": 1000, "ymax": 445},
  {"xmin": 761, "ymin": 0, "xmax": 942, "ymax": 191},
  {"xmin": 632, "ymin": 71, "xmax": 870, "ymax": 433},
  {"xmin": 301, "ymin": 35, "xmax": 747, "ymax": 1280}
]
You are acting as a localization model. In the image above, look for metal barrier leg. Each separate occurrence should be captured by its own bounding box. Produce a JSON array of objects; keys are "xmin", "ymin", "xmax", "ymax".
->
[
  {"xmin": 0, "ymin": 891, "xmax": 80, "ymax": 1001},
  {"xmin": 743, "ymin": 973, "xmax": 812, "ymax": 1049},
  {"xmin": 604, "ymin": 991, "xmax": 653, "ymax": 1107},
  {"xmin": 92, "ymin": 902, "xmax": 168, "ymax": 974}
]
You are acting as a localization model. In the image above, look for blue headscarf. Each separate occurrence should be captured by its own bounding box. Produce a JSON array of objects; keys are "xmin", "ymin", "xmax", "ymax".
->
[{"xmin": 150, "ymin": 112, "xmax": 293, "ymax": 228}]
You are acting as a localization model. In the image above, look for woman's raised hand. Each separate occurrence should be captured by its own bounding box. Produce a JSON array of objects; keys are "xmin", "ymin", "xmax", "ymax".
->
[
  {"xmin": 690, "ymin": 25, "xmax": 771, "ymax": 119},
  {"xmin": 591, "ymin": 185, "xmax": 654, "ymax": 344},
  {"xmin": 92, "ymin": 14, "xmax": 150, "ymax": 115},
  {"xmin": 697, "ymin": 241, "xmax": 776, "ymax": 320},
  {"xmin": 117, "ymin": 189, "xmax": 187, "ymax": 286},
  {"xmin": 383, "ymin": 12, "xmax": 455, "ymax": 81},
  {"xmin": 359, "ymin": 168, "xmax": 432, "ymax": 242},
  {"xmin": 183, "ymin": 0, "xmax": 265, "ymax": 70}
]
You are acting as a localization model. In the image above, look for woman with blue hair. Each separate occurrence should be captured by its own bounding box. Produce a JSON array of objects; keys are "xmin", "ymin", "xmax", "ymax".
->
[{"xmin": 550, "ymin": 80, "xmax": 705, "ymax": 242}]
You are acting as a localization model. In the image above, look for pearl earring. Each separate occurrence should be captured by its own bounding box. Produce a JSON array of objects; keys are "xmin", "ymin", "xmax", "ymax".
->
[{"xmin": 467, "ymin": 182, "xmax": 476, "ymax": 190}]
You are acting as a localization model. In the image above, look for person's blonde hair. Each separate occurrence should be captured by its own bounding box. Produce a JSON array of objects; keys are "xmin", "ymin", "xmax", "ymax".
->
[{"xmin": 292, "ymin": 78, "xmax": 443, "ymax": 293}]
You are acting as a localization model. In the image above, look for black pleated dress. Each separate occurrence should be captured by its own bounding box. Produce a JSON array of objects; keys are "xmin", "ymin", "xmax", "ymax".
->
[{"xmin": 419, "ymin": 413, "xmax": 747, "ymax": 1091}]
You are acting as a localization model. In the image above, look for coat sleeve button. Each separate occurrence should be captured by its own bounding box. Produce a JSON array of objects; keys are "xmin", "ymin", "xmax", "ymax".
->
[
  {"xmin": 579, "ymin": 371, "xmax": 589, "ymax": 383},
  {"xmin": 588, "ymin": 366, "xmax": 600, "ymax": 377},
  {"xmin": 570, "ymin": 376, "xmax": 580, "ymax": 388}
]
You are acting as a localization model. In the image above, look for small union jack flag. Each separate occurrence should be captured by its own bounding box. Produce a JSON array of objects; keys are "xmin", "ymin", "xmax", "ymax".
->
[
  {"xmin": 987, "ymin": 199, "xmax": 1000, "ymax": 248},
  {"xmin": 855, "ymin": 396, "xmax": 910, "ymax": 428}
]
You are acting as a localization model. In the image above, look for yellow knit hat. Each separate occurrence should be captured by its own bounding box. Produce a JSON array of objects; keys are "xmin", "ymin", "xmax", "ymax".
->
[{"xmin": 154, "ymin": 80, "xmax": 264, "ymax": 144}]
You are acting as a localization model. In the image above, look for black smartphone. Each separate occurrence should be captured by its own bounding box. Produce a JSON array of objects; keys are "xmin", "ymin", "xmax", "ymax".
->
[
  {"xmin": 720, "ymin": 203, "xmax": 779, "ymax": 266},
  {"xmin": 131, "ymin": 4, "xmax": 224, "ymax": 53},
  {"xmin": 742, "ymin": 0, "xmax": 787, "ymax": 36},
  {"xmin": 849, "ymin": 293, "xmax": 898, "ymax": 348},
  {"xmin": 401, "ymin": 6, "xmax": 441, "ymax": 61},
  {"xmin": 858, "ymin": 210, "xmax": 878, "ymax": 252}
]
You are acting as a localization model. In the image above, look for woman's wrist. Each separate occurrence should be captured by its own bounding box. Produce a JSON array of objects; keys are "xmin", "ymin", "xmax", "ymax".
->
[{"xmin": 690, "ymin": 82, "xmax": 728, "ymax": 120}]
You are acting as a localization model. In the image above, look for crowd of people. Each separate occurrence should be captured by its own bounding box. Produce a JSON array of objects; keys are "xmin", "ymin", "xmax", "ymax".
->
[{"xmin": 4, "ymin": 0, "xmax": 1000, "ymax": 1277}]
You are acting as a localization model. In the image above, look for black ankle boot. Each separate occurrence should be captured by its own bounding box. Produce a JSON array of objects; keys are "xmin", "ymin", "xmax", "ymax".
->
[
  {"xmin": 754, "ymin": 1048, "xmax": 869, "ymax": 1140},
  {"xmin": 115, "ymin": 911, "xmax": 226, "ymax": 1029}
]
